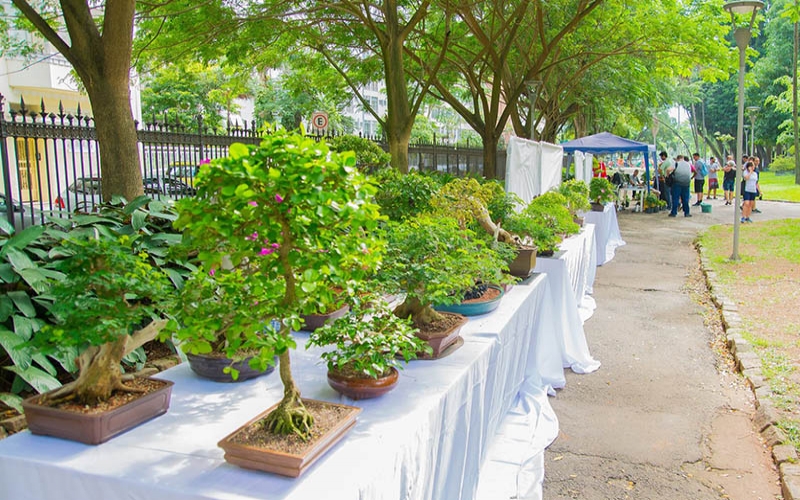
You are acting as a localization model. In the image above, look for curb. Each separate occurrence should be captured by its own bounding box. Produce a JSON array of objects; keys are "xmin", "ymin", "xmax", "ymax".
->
[{"xmin": 698, "ymin": 250, "xmax": 800, "ymax": 499}]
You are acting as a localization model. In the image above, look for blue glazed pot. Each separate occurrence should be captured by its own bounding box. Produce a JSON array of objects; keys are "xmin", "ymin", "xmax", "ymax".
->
[{"xmin": 433, "ymin": 285, "xmax": 505, "ymax": 317}]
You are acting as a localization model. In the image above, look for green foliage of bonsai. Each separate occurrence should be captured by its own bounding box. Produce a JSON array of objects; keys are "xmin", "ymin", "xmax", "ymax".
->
[
  {"xmin": 381, "ymin": 214, "xmax": 510, "ymax": 328},
  {"xmin": 35, "ymin": 234, "xmax": 174, "ymax": 406},
  {"xmin": 306, "ymin": 294, "xmax": 428, "ymax": 379},
  {"xmin": 525, "ymin": 192, "xmax": 580, "ymax": 237},
  {"xmin": 171, "ymin": 129, "xmax": 384, "ymax": 440},
  {"xmin": 329, "ymin": 134, "xmax": 392, "ymax": 174},
  {"xmin": 431, "ymin": 178, "xmax": 517, "ymax": 244},
  {"xmin": 502, "ymin": 213, "xmax": 560, "ymax": 256},
  {"xmin": 373, "ymin": 169, "xmax": 441, "ymax": 221},
  {"xmin": 557, "ymin": 179, "xmax": 591, "ymax": 215},
  {"xmin": 1, "ymin": 198, "xmax": 186, "ymax": 411},
  {"xmin": 589, "ymin": 177, "xmax": 617, "ymax": 205}
]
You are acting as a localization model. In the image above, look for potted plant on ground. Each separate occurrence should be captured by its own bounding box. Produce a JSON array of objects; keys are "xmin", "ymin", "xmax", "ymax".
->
[
  {"xmin": 173, "ymin": 129, "xmax": 384, "ymax": 477},
  {"xmin": 643, "ymin": 193, "xmax": 660, "ymax": 213},
  {"xmin": 589, "ymin": 177, "xmax": 617, "ymax": 211},
  {"xmin": 306, "ymin": 294, "xmax": 429, "ymax": 399},
  {"xmin": 21, "ymin": 233, "xmax": 175, "ymax": 445},
  {"xmin": 380, "ymin": 213, "xmax": 510, "ymax": 358}
]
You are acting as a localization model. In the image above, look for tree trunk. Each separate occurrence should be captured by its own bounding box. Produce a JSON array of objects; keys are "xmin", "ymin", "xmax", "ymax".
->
[
  {"xmin": 393, "ymin": 296, "xmax": 443, "ymax": 328},
  {"xmin": 483, "ymin": 134, "xmax": 500, "ymax": 179},
  {"xmin": 73, "ymin": 336, "xmax": 128, "ymax": 405},
  {"xmin": 87, "ymin": 84, "xmax": 144, "ymax": 202},
  {"xmin": 381, "ymin": 3, "xmax": 414, "ymax": 174}
]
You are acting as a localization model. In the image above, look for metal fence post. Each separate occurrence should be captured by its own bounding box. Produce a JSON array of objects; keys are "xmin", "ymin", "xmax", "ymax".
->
[{"xmin": 0, "ymin": 94, "xmax": 15, "ymax": 227}]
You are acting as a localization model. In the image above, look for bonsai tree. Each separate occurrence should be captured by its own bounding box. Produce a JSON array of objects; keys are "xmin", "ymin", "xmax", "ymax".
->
[
  {"xmin": 171, "ymin": 129, "xmax": 384, "ymax": 439},
  {"xmin": 557, "ymin": 179, "xmax": 591, "ymax": 215},
  {"xmin": 373, "ymin": 169, "xmax": 441, "ymax": 221},
  {"xmin": 589, "ymin": 177, "xmax": 617, "ymax": 205},
  {"xmin": 381, "ymin": 214, "xmax": 509, "ymax": 328},
  {"xmin": 306, "ymin": 294, "xmax": 428, "ymax": 380},
  {"xmin": 35, "ymin": 234, "xmax": 174, "ymax": 405},
  {"xmin": 502, "ymin": 212, "xmax": 561, "ymax": 256},
  {"xmin": 525, "ymin": 192, "xmax": 580, "ymax": 237}
]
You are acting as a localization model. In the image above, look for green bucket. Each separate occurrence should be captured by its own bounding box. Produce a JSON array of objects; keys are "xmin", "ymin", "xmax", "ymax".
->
[{"xmin": 701, "ymin": 203, "xmax": 712, "ymax": 213}]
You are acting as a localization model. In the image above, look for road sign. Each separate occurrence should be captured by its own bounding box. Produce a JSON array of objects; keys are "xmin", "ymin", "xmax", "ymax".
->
[{"xmin": 311, "ymin": 111, "xmax": 329, "ymax": 130}]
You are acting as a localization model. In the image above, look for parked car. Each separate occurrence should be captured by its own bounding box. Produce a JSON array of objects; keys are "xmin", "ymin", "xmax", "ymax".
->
[
  {"xmin": 54, "ymin": 177, "xmax": 103, "ymax": 213},
  {"xmin": 165, "ymin": 163, "xmax": 199, "ymax": 190},
  {"xmin": 143, "ymin": 177, "xmax": 196, "ymax": 197}
]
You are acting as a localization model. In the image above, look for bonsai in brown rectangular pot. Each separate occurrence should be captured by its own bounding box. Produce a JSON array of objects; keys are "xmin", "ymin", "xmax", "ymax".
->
[{"xmin": 23, "ymin": 231, "xmax": 176, "ymax": 444}]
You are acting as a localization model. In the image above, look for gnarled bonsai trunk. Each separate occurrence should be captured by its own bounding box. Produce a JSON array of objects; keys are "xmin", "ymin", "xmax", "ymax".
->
[
  {"xmin": 393, "ymin": 296, "xmax": 443, "ymax": 329},
  {"xmin": 43, "ymin": 319, "xmax": 167, "ymax": 406},
  {"xmin": 261, "ymin": 348, "xmax": 313, "ymax": 439}
]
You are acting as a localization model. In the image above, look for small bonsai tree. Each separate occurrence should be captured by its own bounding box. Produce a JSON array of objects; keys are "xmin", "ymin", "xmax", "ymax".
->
[
  {"xmin": 525, "ymin": 192, "xmax": 580, "ymax": 237},
  {"xmin": 172, "ymin": 129, "xmax": 383, "ymax": 439},
  {"xmin": 557, "ymin": 179, "xmax": 591, "ymax": 215},
  {"xmin": 502, "ymin": 213, "xmax": 561, "ymax": 256},
  {"xmin": 35, "ymin": 234, "xmax": 174, "ymax": 405},
  {"xmin": 373, "ymin": 169, "xmax": 441, "ymax": 221},
  {"xmin": 306, "ymin": 295, "xmax": 428, "ymax": 379},
  {"xmin": 381, "ymin": 214, "xmax": 509, "ymax": 328},
  {"xmin": 589, "ymin": 177, "xmax": 617, "ymax": 205}
]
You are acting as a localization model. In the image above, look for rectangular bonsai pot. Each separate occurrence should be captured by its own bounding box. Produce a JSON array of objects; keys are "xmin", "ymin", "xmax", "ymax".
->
[
  {"xmin": 508, "ymin": 247, "xmax": 537, "ymax": 277},
  {"xmin": 218, "ymin": 398, "xmax": 361, "ymax": 478},
  {"xmin": 22, "ymin": 378, "xmax": 174, "ymax": 445}
]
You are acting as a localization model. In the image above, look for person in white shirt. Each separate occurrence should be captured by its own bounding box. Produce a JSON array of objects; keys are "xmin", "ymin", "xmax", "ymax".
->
[
  {"xmin": 667, "ymin": 155, "xmax": 693, "ymax": 217},
  {"xmin": 706, "ymin": 157, "xmax": 719, "ymax": 200},
  {"xmin": 741, "ymin": 160, "xmax": 758, "ymax": 223}
]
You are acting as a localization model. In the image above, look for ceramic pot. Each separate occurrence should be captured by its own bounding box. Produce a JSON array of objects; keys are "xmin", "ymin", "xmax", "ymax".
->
[
  {"xmin": 590, "ymin": 202, "xmax": 605, "ymax": 212},
  {"xmin": 416, "ymin": 311, "xmax": 468, "ymax": 359},
  {"xmin": 186, "ymin": 352, "xmax": 276, "ymax": 382},
  {"xmin": 22, "ymin": 378, "xmax": 174, "ymax": 445},
  {"xmin": 300, "ymin": 304, "xmax": 350, "ymax": 332},
  {"xmin": 327, "ymin": 366, "xmax": 399, "ymax": 400},
  {"xmin": 218, "ymin": 398, "xmax": 361, "ymax": 477},
  {"xmin": 433, "ymin": 285, "xmax": 504, "ymax": 317},
  {"xmin": 508, "ymin": 247, "xmax": 537, "ymax": 277}
]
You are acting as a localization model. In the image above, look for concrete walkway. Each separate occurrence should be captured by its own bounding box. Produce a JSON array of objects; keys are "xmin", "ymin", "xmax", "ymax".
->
[{"xmin": 543, "ymin": 199, "xmax": 800, "ymax": 500}]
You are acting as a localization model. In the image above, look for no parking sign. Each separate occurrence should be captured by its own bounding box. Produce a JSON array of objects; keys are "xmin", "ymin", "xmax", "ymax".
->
[{"xmin": 311, "ymin": 111, "xmax": 329, "ymax": 131}]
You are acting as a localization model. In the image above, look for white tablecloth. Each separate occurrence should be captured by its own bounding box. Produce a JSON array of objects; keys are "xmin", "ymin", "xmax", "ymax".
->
[
  {"xmin": 0, "ymin": 275, "xmax": 567, "ymax": 500},
  {"xmin": 582, "ymin": 202, "xmax": 626, "ymax": 265},
  {"xmin": 534, "ymin": 225, "xmax": 597, "ymax": 322}
]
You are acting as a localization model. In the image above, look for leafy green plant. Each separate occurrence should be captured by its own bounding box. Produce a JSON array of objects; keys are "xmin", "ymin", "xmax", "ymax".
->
[
  {"xmin": 373, "ymin": 169, "xmax": 440, "ymax": 221},
  {"xmin": 329, "ymin": 134, "xmax": 392, "ymax": 173},
  {"xmin": 381, "ymin": 214, "xmax": 509, "ymax": 327},
  {"xmin": 525, "ymin": 192, "xmax": 580, "ymax": 237},
  {"xmin": 589, "ymin": 177, "xmax": 617, "ymax": 204},
  {"xmin": 769, "ymin": 156, "xmax": 795, "ymax": 173},
  {"xmin": 502, "ymin": 213, "xmax": 560, "ymax": 256},
  {"xmin": 0, "ymin": 198, "xmax": 187, "ymax": 412},
  {"xmin": 33, "ymin": 234, "xmax": 174, "ymax": 406},
  {"xmin": 170, "ymin": 129, "xmax": 384, "ymax": 439},
  {"xmin": 557, "ymin": 179, "xmax": 591, "ymax": 214},
  {"xmin": 307, "ymin": 295, "xmax": 428, "ymax": 379}
]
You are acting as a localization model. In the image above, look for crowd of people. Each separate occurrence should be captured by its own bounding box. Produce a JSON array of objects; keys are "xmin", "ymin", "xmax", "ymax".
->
[{"xmin": 654, "ymin": 151, "xmax": 762, "ymax": 221}]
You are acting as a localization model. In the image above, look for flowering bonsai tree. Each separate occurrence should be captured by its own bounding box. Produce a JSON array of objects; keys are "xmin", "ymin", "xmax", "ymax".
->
[
  {"xmin": 172, "ymin": 129, "xmax": 383, "ymax": 439},
  {"xmin": 589, "ymin": 177, "xmax": 617, "ymax": 205},
  {"xmin": 558, "ymin": 179, "xmax": 592, "ymax": 215}
]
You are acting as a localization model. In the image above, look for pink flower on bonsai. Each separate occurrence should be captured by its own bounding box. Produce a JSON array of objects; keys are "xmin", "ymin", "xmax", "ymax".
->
[
  {"xmin": 200, "ymin": 158, "xmax": 211, "ymax": 165},
  {"xmin": 260, "ymin": 247, "xmax": 275, "ymax": 256},
  {"xmin": 275, "ymin": 194, "xmax": 284, "ymax": 203},
  {"xmin": 248, "ymin": 201, "xmax": 258, "ymax": 207},
  {"xmin": 245, "ymin": 232, "xmax": 259, "ymax": 241}
]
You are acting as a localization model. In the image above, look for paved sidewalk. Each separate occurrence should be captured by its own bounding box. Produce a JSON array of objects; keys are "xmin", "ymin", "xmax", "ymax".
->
[{"xmin": 543, "ymin": 200, "xmax": 800, "ymax": 499}]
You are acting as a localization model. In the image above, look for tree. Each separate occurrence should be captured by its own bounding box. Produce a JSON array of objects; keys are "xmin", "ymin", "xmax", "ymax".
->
[{"xmin": 9, "ymin": 0, "xmax": 143, "ymax": 202}]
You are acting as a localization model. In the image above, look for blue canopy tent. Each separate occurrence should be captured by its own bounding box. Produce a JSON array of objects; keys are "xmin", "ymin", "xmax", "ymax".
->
[{"xmin": 561, "ymin": 132, "xmax": 657, "ymax": 193}]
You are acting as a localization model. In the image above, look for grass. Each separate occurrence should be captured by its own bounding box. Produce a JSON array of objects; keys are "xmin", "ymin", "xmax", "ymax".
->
[
  {"xmin": 759, "ymin": 171, "xmax": 800, "ymax": 202},
  {"xmin": 700, "ymin": 218, "xmax": 800, "ymax": 452}
]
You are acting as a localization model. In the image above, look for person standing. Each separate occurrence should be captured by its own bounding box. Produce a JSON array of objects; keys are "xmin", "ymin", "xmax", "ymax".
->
[
  {"xmin": 658, "ymin": 151, "xmax": 672, "ymax": 210},
  {"xmin": 751, "ymin": 156, "xmax": 762, "ymax": 213},
  {"xmin": 741, "ymin": 160, "xmax": 758, "ymax": 223},
  {"xmin": 722, "ymin": 158, "xmax": 736, "ymax": 205},
  {"xmin": 667, "ymin": 154, "xmax": 693, "ymax": 217},
  {"xmin": 691, "ymin": 152, "xmax": 707, "ymax": 206},
  {"xmin": 706, "ymin": 156, "xmax": 719, "ymax": 200}
]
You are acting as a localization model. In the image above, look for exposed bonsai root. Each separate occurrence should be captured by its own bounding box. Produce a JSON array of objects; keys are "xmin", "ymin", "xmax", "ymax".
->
[
  {"xmin": 262, "ymin": 397, "xmax": 314, "ymax": 440},
  {"xmin": 394, "ymin": 297, "xmax": 444, "ymax": 328},
  {"xmin": 112, "ymin": 381, "xmax": 146, "ymax": 394}
]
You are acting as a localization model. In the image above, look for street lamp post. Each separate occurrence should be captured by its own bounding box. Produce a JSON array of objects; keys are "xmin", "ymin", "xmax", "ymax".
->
[
  {"xmin": 725, "ymin": 0, "xmax": 764, "ymax": 261},
  {"xmin": 747, "ymin": 106, "xmax": 760, "ymax": 156}
]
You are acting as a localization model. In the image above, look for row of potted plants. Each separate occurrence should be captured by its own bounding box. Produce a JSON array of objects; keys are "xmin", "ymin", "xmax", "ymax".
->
[{"xmin": 3, "ymin": 129, "xmax": 602, "ymax": 478}]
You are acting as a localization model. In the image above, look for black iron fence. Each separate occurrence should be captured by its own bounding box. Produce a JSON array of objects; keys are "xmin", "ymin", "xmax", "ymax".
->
[{"xmin": 1, "ymin": 94, "xmax": 504, "ymax": 229}]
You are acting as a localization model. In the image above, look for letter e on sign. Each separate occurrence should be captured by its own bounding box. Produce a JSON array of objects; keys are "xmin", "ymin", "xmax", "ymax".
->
[{"xmin": 311, "ymin": 111, "xmax": 329, "ymax": 130}]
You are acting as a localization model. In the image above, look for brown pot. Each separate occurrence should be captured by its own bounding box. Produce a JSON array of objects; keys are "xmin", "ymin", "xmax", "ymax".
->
[
  {"xmin": 22, "ymin": 378, "xmax": 174, "ymax": 445},
  {"xmin": 508, "ymin": 247, "xmax": 537, "ymax": 277},
  {"xmin": 573, "ymin": 215, "xmax": 585, "ymax": 227},
  {"xmin": 300, "ymin": 304, "xmax": 350, "ymax": 332},
  {"xmin": 327, "ymin": 366, "xmax": 399, "ymax": 400},
  {"xmin": 218, "ymin": 398, "xmax": 361, "ymax": 477},
  {"xmin": 590, "ymin": 202, "xmax": 605, "ymax": 212},
  {"xmin": 186, "ymin": 352, "xmax": 276, "ymax": 382},
  {"xmin": 416, "ymin": 311, "xmax": 468, "ymax": 359}
]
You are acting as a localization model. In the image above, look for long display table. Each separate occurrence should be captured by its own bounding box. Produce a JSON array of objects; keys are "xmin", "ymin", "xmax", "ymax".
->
[
  {"xmin": 0, "ymin": 274, "xmax": 587, "ymax": 500},
  {"xmin": 582, "ymin": 202, "xmax": 626, "ymax": 265}
]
